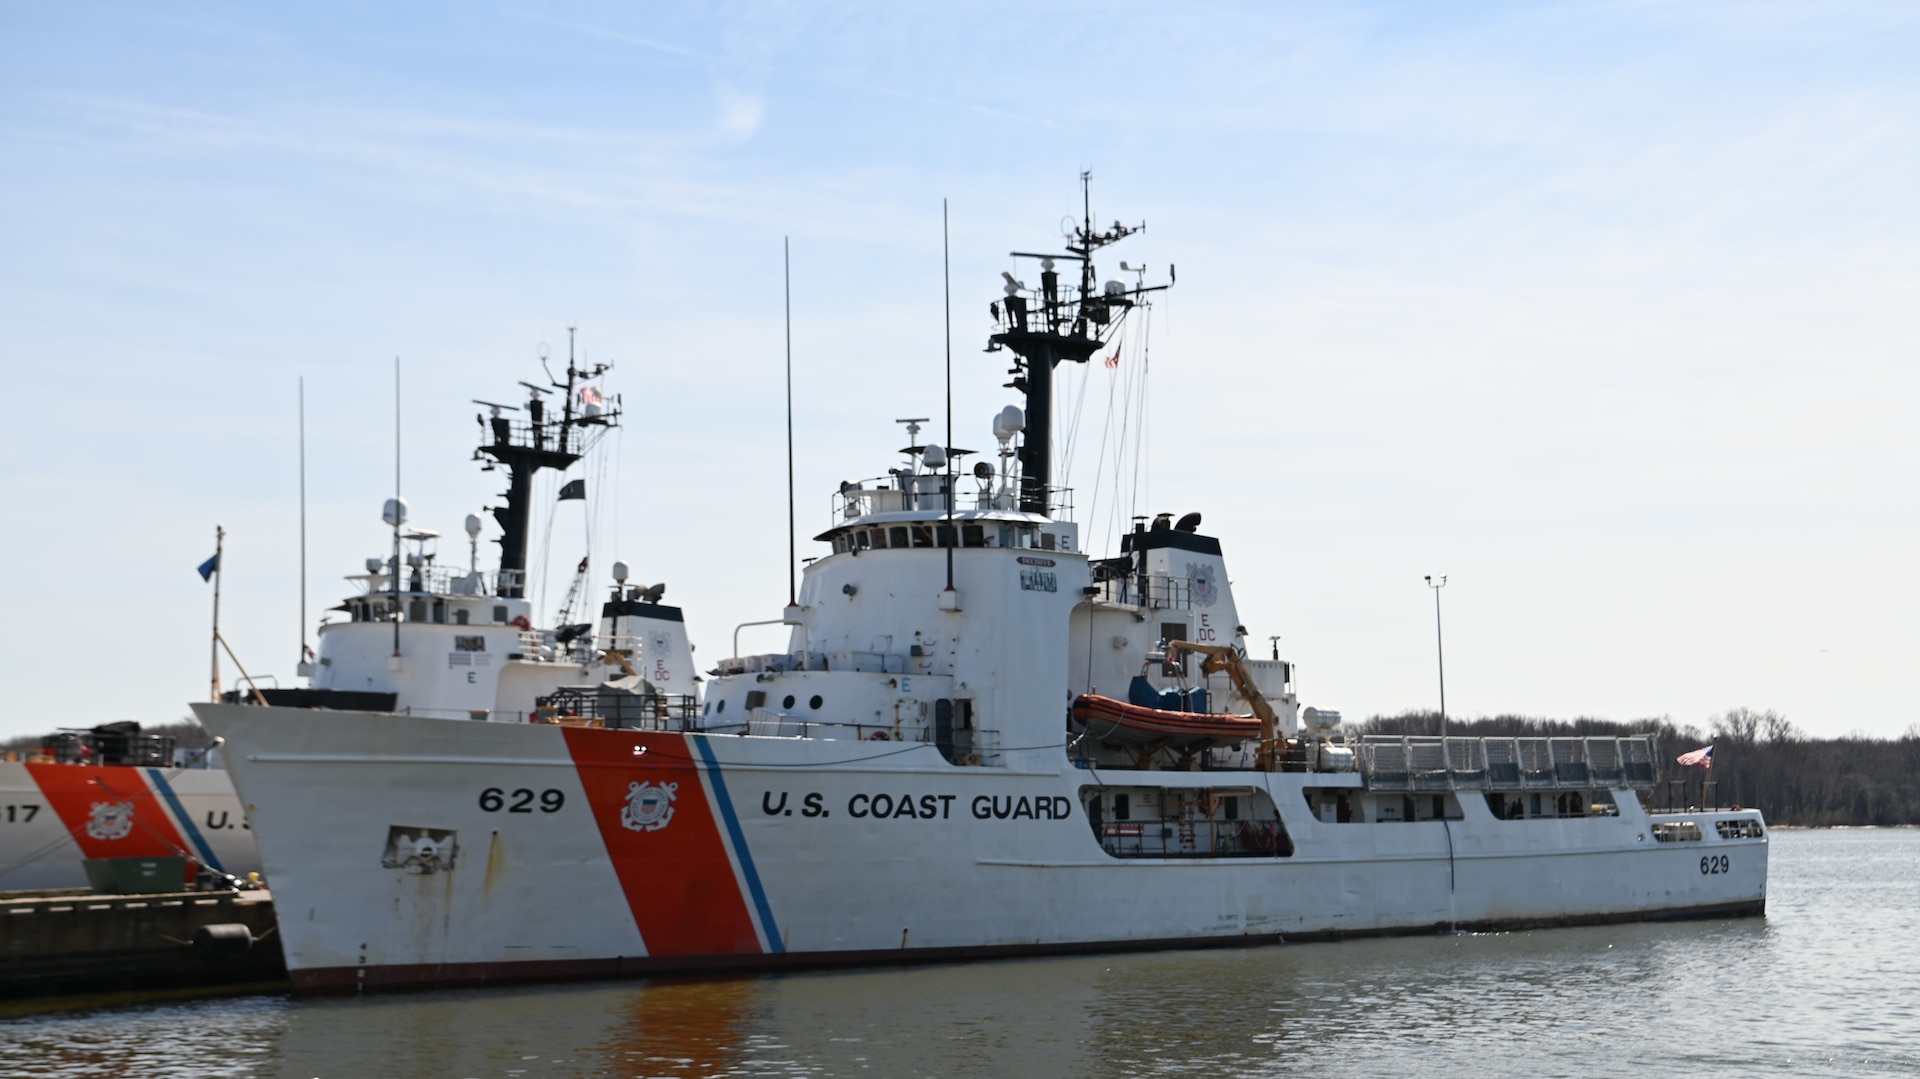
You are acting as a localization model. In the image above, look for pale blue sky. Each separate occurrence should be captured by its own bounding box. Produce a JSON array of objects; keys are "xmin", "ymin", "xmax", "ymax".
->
[{"xmin": 3, "ymin": 2, "xmax": 1916, "ymax": 739}]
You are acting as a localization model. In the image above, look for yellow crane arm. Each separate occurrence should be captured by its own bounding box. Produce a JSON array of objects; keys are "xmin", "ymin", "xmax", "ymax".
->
[
  {"xmin": 1165, "ymin": 640, "xmax": 1282, "ymax": 770},
  {"xmin": 600, "ymin": 649, "xmax": 640, "ymax": 680}
]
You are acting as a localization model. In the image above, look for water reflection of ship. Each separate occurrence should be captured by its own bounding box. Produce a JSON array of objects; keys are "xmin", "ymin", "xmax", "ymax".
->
[{"xmin": 601, "ymin": 977, "xmax": 758, "ymax": 1076}]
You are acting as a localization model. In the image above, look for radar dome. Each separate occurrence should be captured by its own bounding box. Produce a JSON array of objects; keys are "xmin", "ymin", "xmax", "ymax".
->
[
  {"xmin": 382, "ymin": 497, "xmax": 409, "ymax": 528},
  {"xmin": 993, "ymin": 405, "xmax": 1026, "ymax": 441},
  {"xmin": 921, "ymin": 443, "xmax": 947, "ymax": 470},
  {"xmin": 464, "ymin": 513, "xmax": 483, "ymax": 538},
  {"xmin": 612, "ymin": 560, "xmax": 630, "ymax": 584}
]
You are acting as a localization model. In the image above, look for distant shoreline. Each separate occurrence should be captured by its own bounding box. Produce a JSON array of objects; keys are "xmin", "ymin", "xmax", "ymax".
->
[{"xmin": 1764, "ymin": 823, "xmax": 1919, "ymax": 830}]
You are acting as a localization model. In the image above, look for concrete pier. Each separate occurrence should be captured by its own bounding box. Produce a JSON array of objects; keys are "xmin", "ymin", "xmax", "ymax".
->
[{"xmin": 0, "ymin": 887, "xmax": 285, "ymax": 998}]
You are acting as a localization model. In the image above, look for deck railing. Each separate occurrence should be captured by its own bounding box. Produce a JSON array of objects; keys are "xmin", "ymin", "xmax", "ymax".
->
[
  {"xmin": 1358, "ymin": 735, "xmax": 1659, "ymax": 791},
  {"xmin": 1094, "ymin": 573, "xmax": 1195, "ymax": 610},
  {"xmin": 533, "ymin": 687, "xmax": 700, "ymax": 730}
]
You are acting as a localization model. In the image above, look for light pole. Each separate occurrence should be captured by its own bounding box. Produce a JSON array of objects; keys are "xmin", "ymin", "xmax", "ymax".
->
[{"xmin": 1424, "ymin": 574, "xmax": 1447, "ymax": 738}]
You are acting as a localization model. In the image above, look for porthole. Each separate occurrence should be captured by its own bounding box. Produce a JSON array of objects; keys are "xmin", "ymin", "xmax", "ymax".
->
[
  {"xmin": 782, "ymin": 694, "xmax": 796, "ymax": 709},
  {"xmin": 716, "ymin": 699, "xmax": 727, "ymax": 714},
  {"xmin": 809, "ymin": 695, "xmax": 823, "ymax": 710}
]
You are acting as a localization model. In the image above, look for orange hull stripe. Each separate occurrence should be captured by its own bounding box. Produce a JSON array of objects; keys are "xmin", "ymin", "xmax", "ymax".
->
[
  {"xmin": 24, "ymin": 763, "xmax": 190, "ymax": 861},
  {"xmin": 561, "ymin": 728, "xmax": 762, "ymax": 957}
]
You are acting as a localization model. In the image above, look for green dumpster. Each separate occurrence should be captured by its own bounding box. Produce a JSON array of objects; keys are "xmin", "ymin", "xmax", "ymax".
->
[{"xmin": 83, "ymin": 856, "xmax": 187, "ymax": 894}]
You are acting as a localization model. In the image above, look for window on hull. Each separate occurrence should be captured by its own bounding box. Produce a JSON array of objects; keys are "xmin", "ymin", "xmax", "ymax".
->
[
  {"xmin": 1082, "ymin": 786, "xmax": 1293, "ymax": 859},
  {"xmin": 1484, "ymin": 791, "xmax": 1617, "ymax": 821},
  {"xmin": 1304, "ymin": 790, "xmax": 1464, "ymax": 823}
]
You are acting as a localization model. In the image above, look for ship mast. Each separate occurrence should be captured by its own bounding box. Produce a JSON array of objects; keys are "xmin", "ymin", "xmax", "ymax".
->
[
  {"xmin": 988, "ymin": 173, "xmax": 1166, "ymax": 515},
  {"xmin": 474, "ymin": 331, "xmax": 620, "ymax": 598}
]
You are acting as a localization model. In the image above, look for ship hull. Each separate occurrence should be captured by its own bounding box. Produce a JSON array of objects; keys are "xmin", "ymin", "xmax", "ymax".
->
[
  {"xmin": 194, "ymin": 703, "xmax": 1767, "ymax": 994},
  {"xmin": 0, "ymin": 762, "xmax": 258, "ymax": 891}
]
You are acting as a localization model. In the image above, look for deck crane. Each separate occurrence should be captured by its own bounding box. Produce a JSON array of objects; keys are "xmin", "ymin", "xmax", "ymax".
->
[
  {"xmin": 551, "ymin": 555, "xmax": 590, "ymax": 631},
  {"xmin": 1164, "ymin": 640, "xmax": 1285, "ymax": 771}
]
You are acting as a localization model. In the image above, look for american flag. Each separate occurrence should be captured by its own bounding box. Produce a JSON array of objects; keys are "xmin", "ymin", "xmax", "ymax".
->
[
  {"xmin": 1676, "ymin": 745, "xmax": 1714, "ymax": 769},
  {"xmin": 1104, "ymin": 340, "xmax": 1122, "ymax": 369}
]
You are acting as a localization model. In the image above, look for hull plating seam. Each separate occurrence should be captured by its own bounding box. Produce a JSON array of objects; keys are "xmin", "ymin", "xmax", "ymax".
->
[{"xmin": 289, "ymin": 899, "xmax": 1766, "ymax": 994}]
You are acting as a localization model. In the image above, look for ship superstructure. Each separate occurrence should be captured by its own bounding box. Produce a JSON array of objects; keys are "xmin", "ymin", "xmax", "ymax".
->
[
  {"xmin": 290, "ymin": 344, "xmax": 696, "ymax": 721},
  {"xmin": 2, "ymin": 346, "xmax": 693, "ymax": 892},
  {"xmin": 195, "ymin": 187, "xmax": 1767, "ymax": 993}
]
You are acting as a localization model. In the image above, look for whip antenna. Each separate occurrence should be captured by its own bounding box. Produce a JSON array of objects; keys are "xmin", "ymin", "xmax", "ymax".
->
[
  {"xmin": 943, "ymin": 199, "xmax": 955, "ymax": 595},
  {"xmin": 785, "ymin": 237, "xmax": 797, "ymax": 608},
  {"xmin": 392, "ymin": 357, "xmax": 402, "ymax": 660},
  {"xmin": 299, "ymin": 376, "xmax": 309, "ymax": 671}
]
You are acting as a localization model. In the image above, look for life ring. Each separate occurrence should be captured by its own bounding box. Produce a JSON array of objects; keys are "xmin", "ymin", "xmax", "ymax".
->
[
  {"xmin": 960, "ymin": 753, "xmax": 982, "ymax": 767},
  {"xmin": 510, "ymin": 615, "xmax": 532, "ymax": 630},
  {"xmin": 869, "ymin": 730, "xmax": 892, "ymax": 741}
]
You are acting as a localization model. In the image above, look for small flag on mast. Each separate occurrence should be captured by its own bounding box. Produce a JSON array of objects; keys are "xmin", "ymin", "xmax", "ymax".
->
[
  {"xmin": 558, "ymin": 479, "xmax": 586, "ymax": 501},
  {"xmin": 1103, "ymin": 339, "xmax": 1122, "ymax": 369},
  {"xmin": 197, "ymin": 554, "xmax": 220, "ymax": 581},
  {"xmin": 1676, "ymin": 745, "xmax": 1714, "ymax": 770}
]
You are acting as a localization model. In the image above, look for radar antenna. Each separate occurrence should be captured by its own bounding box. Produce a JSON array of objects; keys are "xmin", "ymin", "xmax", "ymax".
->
[
  {"xmin": 987, "ymin": 173, "xmax": 1170, "ymax": 514},
  {"xmin": 473, "ymin": 331, "xmax": 621, "ymax": 597}
]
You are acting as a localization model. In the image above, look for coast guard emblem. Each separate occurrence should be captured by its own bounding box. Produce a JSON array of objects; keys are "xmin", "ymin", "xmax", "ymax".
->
[
  {"xmin": 85, "ymin": 800, "xmax": 137, "ymax": 841},
  {"xmin": 620, "ymin": 780, "xmax": 677, "ymax": 833},
  {"xmin": 1187, "ymin": 562, "xmax": 1218, "ymax": 608}
]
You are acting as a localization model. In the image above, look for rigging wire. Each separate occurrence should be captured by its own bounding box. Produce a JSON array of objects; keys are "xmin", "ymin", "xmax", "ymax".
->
[
  {"xmin": 1110, "ymin": 327, "xmax": 1140, "ymax": 544},
  {"xmin": 1130, "ymin": 304, "xmax": 1155, "ymax": 532},
  {"xmin": 1057, "ymin": 336, "xmax": 1096, "ymax": 494},
  {"xmin": 533, "ymin": 467, "xmax": 557, "ymax": 620},
  {"xmin": 1085, "ymin": 346, "xmax": 1124, "ymax": 556},
  {"xmin": 611, "ymin": 420, "xmax": 624, "ymax": 567},
  {"xmin": 1136, "ymin": 291, "xmax": 1152, "ymax": 526}
]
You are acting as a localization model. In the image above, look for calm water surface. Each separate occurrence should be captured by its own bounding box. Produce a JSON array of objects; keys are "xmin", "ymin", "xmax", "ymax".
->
[{"xmin": 4, "ymin": 829, "xmax": 1916, "ymax": 1078}]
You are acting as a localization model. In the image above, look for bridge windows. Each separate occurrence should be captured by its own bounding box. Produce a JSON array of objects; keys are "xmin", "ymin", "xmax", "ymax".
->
[{"xmin": 829, "ymin": 522, "xmax": 1044, "ymax": 554}]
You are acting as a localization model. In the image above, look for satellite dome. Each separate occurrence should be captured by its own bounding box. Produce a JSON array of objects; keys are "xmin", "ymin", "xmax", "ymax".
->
[
  {"xmin": 993, "ymin": 405, "xmax": 1026, "ymax": 442},
  {"xmin": 464, "ymin": 513, "xmax": 483, "ymax": 538},
  {"xmin": 612, "ymin": 560, "xmax": 630, "ymax": 584},
  {"xmin": 382, "ymin": 497, "xmax": 409, "ymax": 528},
  {"xmin": 922, "ymin": 443, "xmax": 947, "ymax": 470}
]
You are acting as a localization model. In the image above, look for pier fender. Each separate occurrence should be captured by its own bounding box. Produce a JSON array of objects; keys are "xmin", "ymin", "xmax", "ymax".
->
[{"xmin": 192, "ymin": 923, "xmax": 257, "ymax": 955}]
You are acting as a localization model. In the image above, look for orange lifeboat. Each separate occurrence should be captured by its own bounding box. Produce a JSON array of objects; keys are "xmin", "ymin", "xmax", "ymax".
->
[{"xmin": 1070, "ymin": 692, "xmax": 1263, "ymax": 748}]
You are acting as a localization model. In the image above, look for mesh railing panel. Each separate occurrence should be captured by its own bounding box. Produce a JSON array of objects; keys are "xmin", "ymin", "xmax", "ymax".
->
[{"xmin": 1357, "ymin": 735, "xmax": 1658, "ymax": 791}]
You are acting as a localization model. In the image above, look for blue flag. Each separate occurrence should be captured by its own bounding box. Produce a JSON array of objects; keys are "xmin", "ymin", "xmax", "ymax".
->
[{"xmin": 197, "ymin": 554, "xmax": 219, "ymax": 581}]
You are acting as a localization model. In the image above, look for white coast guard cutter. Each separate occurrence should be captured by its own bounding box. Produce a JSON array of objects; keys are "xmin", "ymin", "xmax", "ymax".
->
[{"xmin": 196, "ymin": 189, "xmax": 1767, "ymax": 993}]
